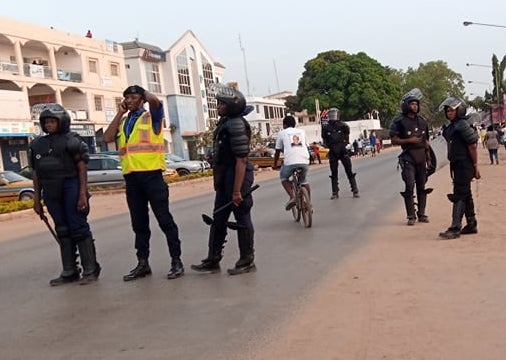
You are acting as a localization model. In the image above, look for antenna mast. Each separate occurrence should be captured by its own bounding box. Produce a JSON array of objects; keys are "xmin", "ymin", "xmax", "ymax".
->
[
  {"xmin": 273, "ymin": 59, "xmax": 280, "ymax": 93},
  {"xmin": 238, "ymin": 33, "xmax": 251, "ymax": 96}
]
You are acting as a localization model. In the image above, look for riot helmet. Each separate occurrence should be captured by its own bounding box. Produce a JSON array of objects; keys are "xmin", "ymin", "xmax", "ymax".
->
[
  {"xmin": 400, "ymin": 88, "xmax": 423, "ymax": 114},
  {"xmin": 209, "ymin": 83, "xmax": 246, "ymax": 117},
  {"xmin": 39, "ymin": 103, "xmax": 71, "ymax": 134},
  {"xmin": 438, "ymin": 96, "xmax": 467, "ymax": 119},
  {"xmin": 328, "ymin": 107, "xmax": 340, "ymax": 121}
]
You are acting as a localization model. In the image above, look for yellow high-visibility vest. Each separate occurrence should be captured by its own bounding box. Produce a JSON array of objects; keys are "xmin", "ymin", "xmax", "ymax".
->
[{"xmin": 117, "ymin": 111, "xmax": 166, "ymax": 175}]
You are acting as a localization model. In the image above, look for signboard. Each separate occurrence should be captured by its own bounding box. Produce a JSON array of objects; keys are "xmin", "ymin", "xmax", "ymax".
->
[
  {"xmin": 70, "ymin": 124, "xmax": 95, "ymax": 137},
  {"xmin": 142, "ymin": 49, "xmax": 166, "ymax": 62},
  {"xmin": 0, "ymin": 121, "xmax": 37, "ymax": 137}
]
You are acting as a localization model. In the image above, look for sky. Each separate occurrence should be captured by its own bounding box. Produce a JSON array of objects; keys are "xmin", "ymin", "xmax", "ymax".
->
[{"xmin": 3, "ymin": 0, "xmax": 506, "ymax": 98}]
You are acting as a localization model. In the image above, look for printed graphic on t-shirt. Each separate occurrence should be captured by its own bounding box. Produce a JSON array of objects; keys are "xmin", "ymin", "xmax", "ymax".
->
[{"xmin": 291, "ymin": 134, "xmax": 302, "ymax": 147}]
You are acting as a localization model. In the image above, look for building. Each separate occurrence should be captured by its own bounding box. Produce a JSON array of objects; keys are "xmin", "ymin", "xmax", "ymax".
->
[{"xmin": 0, "ymin": 16, "xmax": 128, "ymax": 171}]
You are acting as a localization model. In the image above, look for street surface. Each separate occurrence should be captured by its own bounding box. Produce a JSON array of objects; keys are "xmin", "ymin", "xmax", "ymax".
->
[{"xmin": 11, "ymin": 137, "xmax": 506, "ymax": 360}]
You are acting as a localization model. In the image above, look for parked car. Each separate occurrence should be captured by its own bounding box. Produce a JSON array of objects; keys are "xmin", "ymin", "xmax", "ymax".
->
[
  {"xmin": 17, "ymin": 165, "xmax": 33, "ymax": 179},
  {"xmin": 248, "ymin": 148, "xmax": 283, "ymax": 168},
  {"xmin": 165, "ymin": 153, "xmax": 210, "ymax": 176},
  {"xmin": 89, "ymin": 154, "xmax": 178, "ymax": 184},
  {"xmin": 0, "ymin": 171, "xmax": 35, "ymax": 202}
]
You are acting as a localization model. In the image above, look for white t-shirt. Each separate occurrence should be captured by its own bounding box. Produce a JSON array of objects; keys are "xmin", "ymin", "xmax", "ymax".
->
[{"xmin": 275, "ymin": 127, "xmax": 310, "ymax": 165}]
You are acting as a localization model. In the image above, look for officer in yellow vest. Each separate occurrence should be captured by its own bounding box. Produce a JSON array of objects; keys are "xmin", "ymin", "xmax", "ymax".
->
[{"xmin": 104, "ymin": 85, "xmax": 184, "ymax": 281}]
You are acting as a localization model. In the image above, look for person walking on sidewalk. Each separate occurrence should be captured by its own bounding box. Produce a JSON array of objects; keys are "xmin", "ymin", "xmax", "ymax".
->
[
  {"xmin": 103, "ymin": 85, "xmax": 184, "ymax": 281},
  {"xmin": 321, "ymin": 107, "xmax": 359, "ymax": 199},
  {"xmin": 30, "ymin": 104, "xmax": 101, "ymax": 286},
  {"xmin": 484, "ymin": 125, "xmax": 500, "ymax": 165},
  {"xmin": 438, "ymin": 96, "xmax": 480, "ymax": 239},
  {"xmin": 191, "ymin": 83, "xmax": 256, "ymax": 275},
  {"xmin": 389, "ymin": 88, "xmax": 432, "ymax": 226}
]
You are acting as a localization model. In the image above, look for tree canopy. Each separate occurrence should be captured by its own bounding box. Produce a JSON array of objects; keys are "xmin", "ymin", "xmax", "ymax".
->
[
  {"xmin": 295, "ymin": 50, "xmax": 400, "ymax": 126},
  {"xmin": 290, "ymin": 51, "xmax": 468, "ymax": 128}
]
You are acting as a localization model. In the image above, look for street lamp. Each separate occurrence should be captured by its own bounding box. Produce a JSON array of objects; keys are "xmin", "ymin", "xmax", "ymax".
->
[{"xmin": 463, "ymin": 21, "xmax": 506, "ymax": 29}]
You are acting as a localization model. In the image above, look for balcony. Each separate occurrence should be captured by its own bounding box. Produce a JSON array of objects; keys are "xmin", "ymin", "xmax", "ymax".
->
[
  {"xmin": 0, "ymin": 61, "xmax": 19, "ymax": 75},
  {"xmin": 57, "ymin": 70, "xmax": 82, "ymax": 83}
]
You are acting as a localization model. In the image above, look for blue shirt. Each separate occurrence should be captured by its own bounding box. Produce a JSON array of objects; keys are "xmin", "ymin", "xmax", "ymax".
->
[{"xmin": 123, "ymin": 104, "xmax": 164, "ymax": 139}]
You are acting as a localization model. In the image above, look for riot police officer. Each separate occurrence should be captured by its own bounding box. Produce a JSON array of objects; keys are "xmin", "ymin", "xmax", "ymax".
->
[
  {"xmin": 321, "ymin": 107, "xmax": 359, "ymax": 199},
  {"xmin": 191, "ymin": 83, "xmax": 256, "ymax": 275},
  {"xmin": 438, "ymin": 96, "xmax": 480, "ymax": 239},
  {"xmin": 389, "ymin": 88, "xmax": 432, "ymax": 226},
  {"xmin": 29, "ymin": 104, "xmax": 101, "ymax": 286}
]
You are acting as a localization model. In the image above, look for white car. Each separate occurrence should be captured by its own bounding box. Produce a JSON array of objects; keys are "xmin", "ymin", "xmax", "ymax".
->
[{"xmin": 165, "ymin": 154, "xmax": 210, "ymax": 176}]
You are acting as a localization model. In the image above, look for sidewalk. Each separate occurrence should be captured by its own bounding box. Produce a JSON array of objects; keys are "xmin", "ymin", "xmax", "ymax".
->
[{"xmin": 248, "ymin": 146, "xmax": 506, "ymax": 360}]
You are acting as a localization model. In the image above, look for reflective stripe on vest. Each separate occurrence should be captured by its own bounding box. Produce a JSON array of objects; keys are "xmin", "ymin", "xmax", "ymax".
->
[{"xmin": 118, "ymin": 111, "xmax": 166, "ymax": 174}]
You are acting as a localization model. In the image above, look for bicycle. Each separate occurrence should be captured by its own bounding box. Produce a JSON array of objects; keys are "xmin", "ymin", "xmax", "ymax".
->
[{"xmin": 289, "ymin": 167, "xmax": 312, "ymax": 228}]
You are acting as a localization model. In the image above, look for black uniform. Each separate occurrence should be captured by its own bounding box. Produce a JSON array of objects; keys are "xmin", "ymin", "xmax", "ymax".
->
[
  {"xmin": 321, "ymin": 120, "xmax": 359, "ymax": 198},
  {"xmin": 389, "ymin": 113, "xmax": 430, "ymax": 221},
  {"xmin": 30, "ymin": 124, "xmax": 100, "ymax": 286},
  {"xmin": 441, "ymin": 117, "xmax": 479, "ymax": 235}
]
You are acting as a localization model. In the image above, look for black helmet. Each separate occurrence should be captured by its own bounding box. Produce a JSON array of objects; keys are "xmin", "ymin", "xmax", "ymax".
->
[
  {"xmin": 438, "ymin": 96, "xmax": 467, "ymax": 119},
  {"xmin": 328, "ymin": 107, "xmax": 340, "ymax": 121},
  {"xmin": 209, "ymin": 83, "xmax": 246, "ymax": 116},
  {"xmin": 400, "ymin": 88, "xmax": 423, "ymax": 114},
  {"xmin": 39, "ymin": 103, "xmax": 71, "ymax": 134}
]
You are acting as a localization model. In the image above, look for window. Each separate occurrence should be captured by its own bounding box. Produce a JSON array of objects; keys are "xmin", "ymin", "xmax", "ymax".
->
[
  {"xmin": 94, "ymin": 95, "xmax": 103, "ymax": 111},
  {"xmin": 88, "ymin": 58, "xmax": 98, "ymax": 73},
  {"xmin": 110, "ymin": 62, "xmax": 119, "ymax": 76},
  {"xmin": 176, "ymin": 50, "xmax": 191, "ymax": 95},
  {"xmin": 202, "ymin": 55, "xmax": 217, "ymax": 120},
  {"xmin": 145, "ymin": 63, "xmax": 161, "ymax": 93}
]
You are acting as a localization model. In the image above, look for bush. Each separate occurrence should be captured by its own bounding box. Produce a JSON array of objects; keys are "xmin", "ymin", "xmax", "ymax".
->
[{"xmin": 0, "ymin": 200, "xmax": 34, "ymax": 214}]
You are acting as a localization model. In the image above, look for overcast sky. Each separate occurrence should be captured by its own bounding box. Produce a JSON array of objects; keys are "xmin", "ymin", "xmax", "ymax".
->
[{"xmin": 3, "ymin": 0, "xmax": 506, "ymax": 98}]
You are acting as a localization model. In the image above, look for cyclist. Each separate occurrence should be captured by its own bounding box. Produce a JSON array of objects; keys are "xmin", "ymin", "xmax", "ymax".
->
[{"xmin": 273, "ymin": 115, "xmax": 311, "ymax": 210}]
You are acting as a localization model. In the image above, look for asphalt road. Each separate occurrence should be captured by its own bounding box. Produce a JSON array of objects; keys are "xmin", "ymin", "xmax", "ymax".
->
[{"xmin": 0, "ymin": 138, "xmax": 447, "ymax": 360}]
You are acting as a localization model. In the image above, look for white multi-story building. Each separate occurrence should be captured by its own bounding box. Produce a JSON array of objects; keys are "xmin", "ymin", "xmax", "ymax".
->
[{"xmin": 0, "ymin": 16, "xmax": 128, "ymax": 171}]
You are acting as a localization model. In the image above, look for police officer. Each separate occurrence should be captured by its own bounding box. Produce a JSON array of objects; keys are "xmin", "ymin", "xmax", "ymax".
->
[
  {"xmin": 103, "ymin": 85, "xmax": 184, "ymax": 281},
  {"xmin": 321, "ymin": 107, "xmax": 359, "ymax": 199},
  {"xmin": 30, "ymin": 104, "xmax": 101, "ymax": 286},
  {"xmin": 191, "ymin": 83, "xmax": 256, "ymax": 275},
  {"xmin": 389, "ymin": 88, "xmax": 432, "ymax": 226},
  {"xmin": 438, "ymin": 96, "xmax": 480, "ymax": 239}
]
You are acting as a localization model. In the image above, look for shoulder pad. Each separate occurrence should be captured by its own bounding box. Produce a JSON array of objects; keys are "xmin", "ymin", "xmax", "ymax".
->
[
  {"xmin": 227, "ymin": 116, "xmax": 251, "ymax": 157},
  {"xmin": 454, "ymin": 119, "xmax": 478, "ymax": 144}
]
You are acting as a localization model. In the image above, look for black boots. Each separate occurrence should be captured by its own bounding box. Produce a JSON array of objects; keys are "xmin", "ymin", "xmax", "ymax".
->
[
  {"xmin": 227, "ymin": 255, "xmax": 256, "ymax": 275},
  {"xmin": 416, "ymin": 190, "xmax": 429, "ymax": 223},
  {"xmin": 349, "ymin": 174, "xmax": 360, "ymax": 198},
  {"xmin": 123, "ymin": 258, "xmax": 184, "ymax": 281},
  {"xmin": 460, "ymin": 219, "xmax": 478, "ymax": 234},
  {"xmin": 401, "ymin": 191, "xmax": 416, "ymax": 225},
  {"xmin": 439, "ymin": 199, "xmax": 465, "ymax": 240},
  {"xmin": 167, "ymin": 258, "xmax": 184, "ymax": 279},
  {"xmin": 191, "ymin": 259, "xmax": 221, "ymax": 273},
  {"xmin": 49, "ymin": 272, "xmax": 80, "ymax": 287},
  {"xmin": 329, "ymin": 175, "xmax": 339, "ymax": 200},
  {"xmin": 123, "ymin": 259, "xmax": 152, "ymax": 281},
  {"xmin": 76, "ymin": 236, "xmax": 101, "ymax": 285}
]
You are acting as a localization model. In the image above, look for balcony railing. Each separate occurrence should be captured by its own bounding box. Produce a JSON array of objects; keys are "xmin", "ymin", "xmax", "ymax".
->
[
  {"xmin": 57, "ymin": 70, "xmax": 82, "ymax": 82},
  {"xmin": 23, "ymin": 63, "xmax": 52, "ymax": 79},
  {"xmin": 0, "ymin": 61, "xmax": 19, "ymax": 74}
]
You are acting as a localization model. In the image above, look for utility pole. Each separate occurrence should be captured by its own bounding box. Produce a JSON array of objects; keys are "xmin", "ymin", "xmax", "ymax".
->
[{"xmin": 238, "ymin": 34, "xmax": 251, "ymax": 96}]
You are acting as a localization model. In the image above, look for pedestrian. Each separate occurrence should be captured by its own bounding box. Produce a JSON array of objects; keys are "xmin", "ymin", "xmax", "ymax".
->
[
  {"xmin": 191, "ymin": 83, "xmax": 256, "ymax": 275},
  {"xmin": 103, "ymin": 85, "xmax": 184, "ymax": 281},
  {"xmin": 274, "ymin": 115, "xmax": 311, "ymax": 210},
  {"xmin": 29, "ymin": 104, "xmax": 101, "ymax": 286},
  {"xmin": 389, "ymin": 88, "xmax": 432, "ymax": 226},
  {"xmin": 484, "ymin": 125, "xmax": 500, "ymax": 165},
  {"xmin": 438, "ymin": 96, "xmax": 480, "ymax": 239},
  {"xmin": 369, "ymin": 132, "xmax": 377, "ymax": 157},
  {"xmin": 352, "ymin": 139, "xmax": 359, "ymax": 156},
  {"xmin": 357, "ymin": 138, "xmax": 364, "ymax": 156},
  {"xmin": 321, "ymin": 107, "xmax": 359, "ymax": 199},
  {"xmin": 310, "ymin": 142, "xmax": 322, "ymax": 164}
]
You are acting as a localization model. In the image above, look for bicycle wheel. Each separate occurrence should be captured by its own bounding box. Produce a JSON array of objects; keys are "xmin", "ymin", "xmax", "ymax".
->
[
  {"xmin": 300, "ymin": 187, "xmax": 312, "ymax": 228},
  {"xmin": 291, "ymin": 188, "xmax": 301, "ymax": 222}
]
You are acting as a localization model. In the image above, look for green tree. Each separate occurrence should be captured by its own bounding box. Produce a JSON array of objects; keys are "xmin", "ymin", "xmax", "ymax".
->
[
  {"xmin": 401, "ymin": 60, "xmax": 465, "ymax": 127},
  {"xmin": 296, "ymin": 50, "xmax": 400, "ymax": 126}
]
